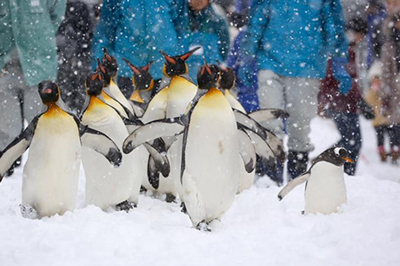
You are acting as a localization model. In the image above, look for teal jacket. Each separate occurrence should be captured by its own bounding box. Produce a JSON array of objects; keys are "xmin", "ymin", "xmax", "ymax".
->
[
  {"xmin": 92, "ymin": 0, "xmax": 229, "ymax": 81},
  {"xmin": 0, "ymin": 0, "xmax": 66, "ymax": 86},
  {"xmin": 243, "ymin": 0, "xmax": 348, "ymax": 79}
]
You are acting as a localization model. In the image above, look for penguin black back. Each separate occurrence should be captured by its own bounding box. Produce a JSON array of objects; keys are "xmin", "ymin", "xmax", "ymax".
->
[
  {"xmin": 160, "ymin": 47, "xmax": 200, "ymax": 77},
  {"xmin": 197, "ymin": 63, "xmax": 220, "ymax": 91},
  {"xmin": 312, "ymin": 147, "xmax": 353, "ymax": 167},
  {"xmin": 38, "ymin": 80, "xmax": 60, "ymax": 104}
]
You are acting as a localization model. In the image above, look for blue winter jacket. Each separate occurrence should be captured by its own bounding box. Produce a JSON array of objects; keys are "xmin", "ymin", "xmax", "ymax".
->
[
  {"xmin": 244, "ymin": 0, "xmax": 349, "ymax": 79},
  {"xmin": 92, "ymin": 0, "xmax": 229, "ymax": 81}
]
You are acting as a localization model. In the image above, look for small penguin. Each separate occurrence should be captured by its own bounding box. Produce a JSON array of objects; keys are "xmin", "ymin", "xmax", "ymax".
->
[
  {"xmin": 0, "ymin": 81, "xmax": 122, "ymax": 218},
  {"xmin": 123, "ymin": 58, "xmax": 157, "ymax": 116},
  {"xmin": 278, "ymin": 147, "xmax": 353, "ymax": 215},
  {"xmin": 81, "ymin": 71, "xmax": 144, "ymax": 211}
]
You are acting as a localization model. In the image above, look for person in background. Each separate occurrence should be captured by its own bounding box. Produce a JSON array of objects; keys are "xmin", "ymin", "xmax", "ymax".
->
[
  {"xmin": 318, "ymin": 17, "xmax": 375, "ymax": 176},
  {"xmin": 379, "ymin": 11, "xmax": 400, "ymax": 164},
  {"xmin": 0, "ymin": 0, "xmax": 66, "ymax": 176},
  {"xmin": 366, "ymin": 0, "xmax": 387, "ymax": 68},
  {"xmin": 57, "ymin": 0, "xmax": 95, "ymax": 113},
  {"xmin": 91, "ymin": 0, "xmax": 229, "ymax": 97},
  {"xmin": 365, "ymin": 60, "xmax": 392, "ymax": 162},
  {"xmin": 227, "ymin": 0, "xmax": 259, "ymax": 113},
  {"xmin": 238, "ymin": 0, "xmax": 351, "ymax": 181}
]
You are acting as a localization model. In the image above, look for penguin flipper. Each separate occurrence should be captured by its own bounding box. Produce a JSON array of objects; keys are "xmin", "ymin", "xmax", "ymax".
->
[
  {"xmin": 0, "ymin": 116, "xmax": 40, "ymax": 181},
  {"xmin": 277, "ymin": 172, "xmax": 311, "ymax": 201},
  {"xmin": 129, "ymin": 101, "xmax": 145, "ymax": 118},
  {"xmin": 103, "ymin": 88, "xmax": 137, "ymax": 120},
  {"xmin": 147, "ymin": 155, "xmax": 160, "ymax": 189},
  {"xmin": 248, "ymin": 108, "xmax": 290, "ymax": 122},
  {"xmin": 237, "ymin": 129, "xmax": 257, "ymax": 173},
  {"xmin": 242, "ymin": 127, "xmax": 277, "ymax": 171},
  {"xmin": 143, "ymin": 142, "xmax": 170, "ymax": 177},
  {"xmin": 234, "ymin": 110, "xmax": 286, "ymax": 163},
  {"xmin": 80, "ymin": 126, "xmax": 122, "ymax": 167},
  {"xmin": 123, "ymin": 119, "xmax": 185, "ymax": 154}
]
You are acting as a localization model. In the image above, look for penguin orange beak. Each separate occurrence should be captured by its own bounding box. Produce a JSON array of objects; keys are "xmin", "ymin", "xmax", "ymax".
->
[
  {"xmin": 343, "ymin": 157, "xmax": 354, "ymax": 163},
  {"xmin": 44, "ymin": 88, "xmax": 52, "ymax": 94},
  {"xmin": 141, "ymin": 60, "xmax": 154, "ymax": 72},
  {"xmin": 123, "ymin": 58, "xmax": 141, "ymax": 75}
]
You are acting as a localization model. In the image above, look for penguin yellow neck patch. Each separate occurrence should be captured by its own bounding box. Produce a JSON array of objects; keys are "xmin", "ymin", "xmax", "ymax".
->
[
  {"xmin": 130, "ymin": 90, "xmax": 145, "ymax": 103},
  {"xmin": 43, "ymin": 104, "xmax": 68, "ymax": 118}
]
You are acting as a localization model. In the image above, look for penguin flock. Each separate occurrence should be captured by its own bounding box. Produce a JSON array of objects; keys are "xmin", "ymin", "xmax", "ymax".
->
[{"xmin": 0, "ymin": 48, "xmax": 353, "ymax": 230}]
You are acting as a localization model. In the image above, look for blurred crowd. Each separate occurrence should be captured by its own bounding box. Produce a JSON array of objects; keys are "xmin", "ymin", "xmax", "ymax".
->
[{"xmin": 0, "ymin": 0, "xmax": 399, "ymax": 181}]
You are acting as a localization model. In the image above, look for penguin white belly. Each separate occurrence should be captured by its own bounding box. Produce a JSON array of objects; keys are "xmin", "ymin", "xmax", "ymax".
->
[
  {"xmin": 237, "ymin": 160, "xmax": 255, "ymax": 193},
  {"xmin": 304, "ymin": 162, "xmax": 347, "ymax": 215},
  {"xmin": 22, "ymin": 113, "xmax": 81, "ymax": 217},
  {"xmin": 109, "ymin": 80, "xmax": 134, "ymax": 114},
  {"xmin": 225, "ymin": 91, "xmax": 246, "ymax": 113},
  {"xmin": 166, "ymin": 76, "xmax": 197, "ymax": 118},
  {"xmin": 224, "ymin": 91, "xmax": 254, "ymax": 193},
  {"xmin": 182, "ymin": 90, "xmax": 239, "ymax": 226},
  {"xmin": 82, "ymin": 106, "xmax": 138, "ymax": 210}
]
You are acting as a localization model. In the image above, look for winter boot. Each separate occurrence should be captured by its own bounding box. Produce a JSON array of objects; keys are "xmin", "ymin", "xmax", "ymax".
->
[
  {"xmin": 287, "ymin": 150, "xmax": 309, "ymax": 180},
  {"xmin": 391, "ymin": 146, "xmax": 399, "ymax": 165},
  {"xmin": 378, "ymin": 146, "xmax": 387, "ymax": 162}
]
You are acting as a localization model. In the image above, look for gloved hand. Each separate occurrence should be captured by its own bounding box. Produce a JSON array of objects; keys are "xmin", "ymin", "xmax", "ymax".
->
[
  {"xmin": 331, "ymin": 57, "xmax": 353, "ymax": 95},
  {"xmin": 358, "ymin": 98, "xmax": 375, "ymax": 120}
]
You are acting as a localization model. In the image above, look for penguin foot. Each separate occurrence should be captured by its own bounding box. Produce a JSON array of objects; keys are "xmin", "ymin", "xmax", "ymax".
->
[
  {"xmin": 140, "ymin": 186, "xmax": 147, "ymax": 193},
  {"xmin": 196, "ymin": 221, "xmax": 212, "ymax": 232},
  {"xmin": 165, "ymin": 193, "xmax": 176, "ymax": 203},
  {"xmin": 115, "ymin": 201, "xmax": 136, "ymax": 212},
  {"xmin": 180, "ymin": 202, "xmax": 187, "ymax": 214},
  {"xmin": 20, "ymin": 204, "xmax": 39, "ymax": 219}
]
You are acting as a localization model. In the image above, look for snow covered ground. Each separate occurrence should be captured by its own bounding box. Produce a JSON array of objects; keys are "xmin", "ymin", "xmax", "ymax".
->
[{"xmin": 0, "ymin": 117, "xmax": 399, "ymax": 266}]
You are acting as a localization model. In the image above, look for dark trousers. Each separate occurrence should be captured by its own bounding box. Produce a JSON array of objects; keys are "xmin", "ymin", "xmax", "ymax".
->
[
  {"xmin": 388, "ymin": 124, "xmax": 400, "ymax": 148},
  {"xmin": 375, "ymin": 126, "xmax": 389, "ymax": 147},
  {"xmin": 376, "ymin": 124, "xmax": 400, "ymax": 149},
  {"xmin": 328, "ymin": 110, "xmax": 362, "ymax": 175}
]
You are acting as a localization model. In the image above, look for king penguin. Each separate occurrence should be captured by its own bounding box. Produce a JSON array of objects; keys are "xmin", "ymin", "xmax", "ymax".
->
[
  {"xmin": 80, "ymin": 71, "xmax": 141, "ymax": 211},
  {"xmin": 278, "ymin": 147, "xmax": 353, "ymax": 215},
  {"xmin": 137, "ymin": 48, "xmax": 200, "ymax": 202},
  {"xmin": 101, "ymin": 48, "xmax": 137, "ymax": 117},
  {"xmin": 0, "ymin": 80, "xmax": 122, "ymax": 218},
  {"xmin": 123, "ymin": 62, "xmax": 240, "ymax": 230}
]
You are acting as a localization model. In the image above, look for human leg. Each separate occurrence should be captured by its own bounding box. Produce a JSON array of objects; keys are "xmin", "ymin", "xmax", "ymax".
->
[
  {"xmin": 375, "ymin": 126, "xmax": 387, "ymax": 161},
  {"xmin": 329, "ymin": 110, "xmax": 362, "ymax": 175},
  {"xmin": 284, "ymin": 77, "xmax": 320, "ymax": 179},
  {"xmin": 256, "ymin": 70, "xmax": 285, "ymax": 183}
]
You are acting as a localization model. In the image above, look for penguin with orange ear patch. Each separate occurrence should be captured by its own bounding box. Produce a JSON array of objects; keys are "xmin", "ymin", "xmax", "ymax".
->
[
  {"xmin": 0, "ymin": 80, "xmax": 122, "ymax": 218},
  {"xmin": 129, "ymin": 48, "xmax": 200, "ymax": 203},
  {"xmin": 123, "ymin": 59, "xmax": 157, "ymax": 116},
  {"xmin": 80, "ymin": 70, "xmax": 144, "ymax": 211},
  {"xmin": 100, "ymin": 49, "xmax": 137, "ymax": 117},
  {"xmin": 124, "ymin": 61, "xmax": 240, "ymax": 230}
]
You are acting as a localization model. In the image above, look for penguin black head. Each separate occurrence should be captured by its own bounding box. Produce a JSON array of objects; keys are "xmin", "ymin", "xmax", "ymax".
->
[
  {"xmin": 102, "ymin": 48, "xmax": 118, "ymax": 80},
  {"xmin": 313, "ymin": 147, "xmax": 354, "ymax": 167},
  {"xmin": 123, "ymin": 58, "xmax": 154, "ymax": 91},
  {"xmin": 85, "ymin": 70, "xmax": 105, "ymax": 96},
  {"xmin": 218, "ymin": 65, "xmax": 236, "ymax": 90},
  {"xmin": 160, "ymin": 47, "xmax": 200, "ymax": 77},
  {"xmin": 38, "ymin": 80, "xmax": 60, "ymax": 105},
  {"xmin": 197, "ymin": 60, "xmax": 220, "ymax": 90}
]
